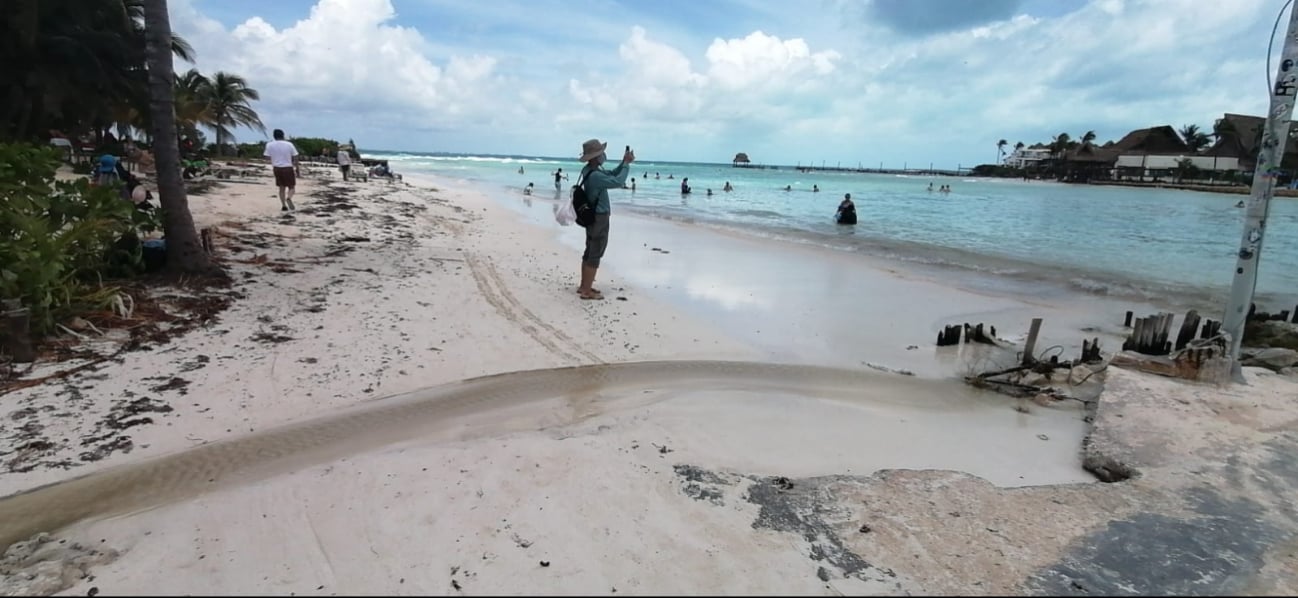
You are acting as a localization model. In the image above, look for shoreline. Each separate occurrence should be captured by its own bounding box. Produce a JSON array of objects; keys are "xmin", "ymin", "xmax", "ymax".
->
[
  {"xmin": 394, "ymin": 158, "xmax": 1298, "ymax": 314},
  {"xmin": 1, "ymin": 166, "xmax": 1296, "ymax": 595},
  {"xmin": 1084, "ymin": 179, "xmax": 1298, "ymax": 196}
]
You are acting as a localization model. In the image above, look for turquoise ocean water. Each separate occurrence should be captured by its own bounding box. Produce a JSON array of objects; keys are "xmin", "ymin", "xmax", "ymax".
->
[{"xmin": 373, "ymin": 151, "xmax": 1298, "ymax": 312}]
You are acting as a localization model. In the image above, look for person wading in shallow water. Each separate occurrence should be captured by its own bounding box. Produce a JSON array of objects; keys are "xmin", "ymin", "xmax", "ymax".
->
[{"xmin": 575, "ymin": 138, "xmax": 635, "ymax": 300}]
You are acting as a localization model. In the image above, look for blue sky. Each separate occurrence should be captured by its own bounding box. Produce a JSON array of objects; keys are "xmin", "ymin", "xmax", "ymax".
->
[{"xmin": 170, "ymin": 0, "xmax": 1286, "ymax": 167}]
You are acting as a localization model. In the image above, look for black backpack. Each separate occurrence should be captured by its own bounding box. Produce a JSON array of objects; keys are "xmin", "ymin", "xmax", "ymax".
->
[{"xmin": 571, "ymin": 172, "xmax": 596, "ymax": 227}]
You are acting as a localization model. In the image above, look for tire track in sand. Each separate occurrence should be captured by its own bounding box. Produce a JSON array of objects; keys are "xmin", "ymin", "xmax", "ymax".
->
[{"xmin": 465, "ymin": 253, "xmax": 602, "ymax": 365}]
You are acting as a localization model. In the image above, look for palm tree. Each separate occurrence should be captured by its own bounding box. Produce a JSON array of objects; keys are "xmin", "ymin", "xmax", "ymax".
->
[
  {"xmin": 1051, "ymin": 132, "xmax": 1072, "ymax": 157},
  {"xmin": 1081, "ymin": 130, "xmax": 1097, "ymax": 146},
  {"xmin": 996, "ymin": 139, "xmax": 1007, "ymax": 164},
  {"xmin": 1179, "ymin": 124, "xmax": 1210, "ymax": 152},
  {"xmin": 1211, "ymin": 118, "xmax": 1237, "ymax": 141},
  {"xmin": 143, "ymin": 0, "xmax": 209, "ymax": 273},
  {"xmin": 0, "ymin": 0, "xmax": 195, "ymax": 142},
  {"xmin": 173, "ymin": 69, "xmax": 211, "ymax": 139},
  {"xmin": 201, "ymin": 71, "xmax": 265, "ymax": 155}
]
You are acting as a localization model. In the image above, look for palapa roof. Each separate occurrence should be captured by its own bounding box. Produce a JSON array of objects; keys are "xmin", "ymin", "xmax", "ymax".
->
[
  {"xmin": 732, "ymin": 152, "xmax": 750, "ymax": 163},
  {"xmin": 1198, "ymin": 113, "xmax": 1298, "ymax": 159},
  {"xmin": 1110, "ymin": 125, "xmax": 1189, "ymax": 155},
  {"xmin": 1064, "ymin": 142, "xmax": 1120, "ymax": 163},
  {"xmin": 1198, "ymin": 113, "xmax": 1298, "ymax": 170}
]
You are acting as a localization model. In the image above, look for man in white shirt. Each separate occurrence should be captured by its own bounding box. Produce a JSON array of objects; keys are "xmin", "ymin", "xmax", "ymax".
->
[
  {"xmin": 337, "ymin": 146, "xmax": 352, "ymax": 181},
  {"xmin": 263, "ymin": 128, "xmax": 300, "ymax": 211}
]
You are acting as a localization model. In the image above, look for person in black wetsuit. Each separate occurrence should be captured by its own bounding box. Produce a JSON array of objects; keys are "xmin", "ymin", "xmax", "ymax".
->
[{"xmin": 835, "ymin": 193, "xmax": 857, "ymax": 225}]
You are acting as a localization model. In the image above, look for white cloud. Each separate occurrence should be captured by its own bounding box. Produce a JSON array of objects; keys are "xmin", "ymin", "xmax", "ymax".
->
[
  {"xmin": 168, "ymin": 0, "xmax": 1287, "ymax": 165},
  {"xmin": 169, "ymin": 0, "xmax": 508, "ymax": 143},
  {"xmin": 705, "ymin": 31, "xmax": 841, "ymax": 89}
]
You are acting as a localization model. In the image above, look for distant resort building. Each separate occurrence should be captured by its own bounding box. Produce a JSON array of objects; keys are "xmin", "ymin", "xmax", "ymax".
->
[
  {"xmin": 1004, "ymin": 145, "xmax": 1052, "ymax": 169},
  {"xmin": 1042, "ymin": 114, "xmax": 1298, "ymax": 183}
]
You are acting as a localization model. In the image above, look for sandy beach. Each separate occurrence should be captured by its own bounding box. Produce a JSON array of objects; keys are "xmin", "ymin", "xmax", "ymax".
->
[{"xmin": 2, "ymin": 163, "xmax": 1297, "ymax": 595}]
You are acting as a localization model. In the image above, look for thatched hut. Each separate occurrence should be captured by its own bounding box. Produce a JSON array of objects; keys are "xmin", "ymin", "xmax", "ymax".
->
[{"xmin": 732, "ymin": 152, "xmax": 750, "ymax": 165}]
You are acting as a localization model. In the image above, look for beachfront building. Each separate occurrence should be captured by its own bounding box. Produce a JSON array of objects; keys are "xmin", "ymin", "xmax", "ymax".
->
[
  {"xmin": 1004, "ymin": 145, "xmax": 1052, "ymax": 169},
  {"xmin": 1059, "ymin": 142, "xmax": 1120, "ymax": 182},
  {"xmin": 1110, "ymin": 125, "xmax": 1191, "ymax": 181},
  {"xmin": 1045, "ymin": 114, "xmax": 1298, "ymax": 185},
  {"xmin": 1199, "ymin": 113, "xmax": 1298, "ymax": 175}
]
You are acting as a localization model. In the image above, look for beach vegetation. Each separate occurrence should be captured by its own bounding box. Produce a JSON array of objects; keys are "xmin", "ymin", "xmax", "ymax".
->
[
  {"xmin": 0, "ymin": 0, "xmax": 194, "ymax": 145},
  {"xmin": 0, "ymin": 1, "xmax": 265, "ymax": 160},
  {"xmin": 286, "ymin": 138, "xmax": 352, "ymax": 159},
  {"xmin": 1174, "ymin": 158, "xmax": 1202, "ymax": 182},
  {"xmin": 0, "ymin": 143, "xmax": 161, "ymax": 334}
]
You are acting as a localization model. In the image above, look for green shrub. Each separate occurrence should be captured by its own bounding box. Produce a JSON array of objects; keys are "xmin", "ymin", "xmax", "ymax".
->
[{"xmin": 0, "ymin": 143, "xmax": 161, "ymax": 334}]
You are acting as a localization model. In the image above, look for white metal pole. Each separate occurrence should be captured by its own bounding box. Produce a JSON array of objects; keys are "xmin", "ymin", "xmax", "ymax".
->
[{"xmin": 1222, "ymin": 2, "xmax": 1298, "ymax": 381}]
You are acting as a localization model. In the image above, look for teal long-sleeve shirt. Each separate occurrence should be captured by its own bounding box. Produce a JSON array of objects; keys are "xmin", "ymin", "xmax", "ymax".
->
[{"xmin": 580, "ymin": 161, "xmax": 630, "ymax": 214}]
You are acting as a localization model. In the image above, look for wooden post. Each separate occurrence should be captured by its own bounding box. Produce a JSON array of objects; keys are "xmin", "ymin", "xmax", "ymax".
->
[
  {"xmin": 1, "ymin": 305, "xmax": 35, "ymax": 363},
  {"xmin": 1126, "ymin": 318, "xmax": 1145, "ymax": 351},
  {"xmin": 1175, "ymin": 310, "xmax": 1201, "ymax": 351},
  {"xmin": 1022, "ymin": 317, "xmax": 1043, "ymax": 365},
  {"xmin": 1292, "ymin": 305, "xmax": 1298, "ymax": 323},
  {"xmin": 1157, "ymin": 313, "xmax": 1174, "ymax": 355},
  {"xmin": 1123, "ymin": 311, "xmax": 1133, "ymax": 327},
  {"xmin": 1139, "ymin": 316, "xmax": 1156, "ymax": 353}
]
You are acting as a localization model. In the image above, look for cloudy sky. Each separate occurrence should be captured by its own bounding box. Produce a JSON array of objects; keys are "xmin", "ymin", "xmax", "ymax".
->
[{"xmin": 171, "ymin": 0, "xmax": 1286, "ymax": 167}]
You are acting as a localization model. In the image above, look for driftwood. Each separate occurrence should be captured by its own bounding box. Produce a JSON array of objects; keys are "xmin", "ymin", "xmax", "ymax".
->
[
  {"xmin": 0, "ymin": 351, "xmax": 122, "ymax": 397},
  {"xmin": 963, "ymin": 317, "xmax": 1104, "ymax": 407},
  {"xmin": 965, "ymin": 374, "xmax": 1095, "ymax": 406}
]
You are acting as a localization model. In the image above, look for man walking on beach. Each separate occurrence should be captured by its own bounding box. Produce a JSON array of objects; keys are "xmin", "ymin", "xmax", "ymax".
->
[
  {"xmin": 576, "ymin": 139, "xmax": 634, "ymax": 300},
  {"xmin": 337, "ymin": 146, "xmax": 352, "ymax": 182},
  {"xmin": 264, "ymin": 129, "xmax": 300, "ymax": 211}
]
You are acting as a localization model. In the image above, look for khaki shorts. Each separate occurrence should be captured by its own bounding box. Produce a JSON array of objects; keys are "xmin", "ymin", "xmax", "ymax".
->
[
  {"xmin": 583, "ymin": 213, "xmax": 610, "ymax": 267},
  {"xmin": 273, "ymin": 166, "xmax": 296, "ymax": 188}
]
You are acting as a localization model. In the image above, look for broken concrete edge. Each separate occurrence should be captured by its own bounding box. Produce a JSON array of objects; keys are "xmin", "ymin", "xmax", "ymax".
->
[{"xmin": 965, "ymin": 359, "xmax": 1138, "ymax": 485}]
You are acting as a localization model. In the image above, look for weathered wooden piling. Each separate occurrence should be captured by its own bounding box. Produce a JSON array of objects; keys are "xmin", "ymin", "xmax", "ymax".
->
[
  {"xmin": 1022, "ymin": 317, "xmax": 1043, "ymax": 365},
  {"xmin": 1123, "ymin": 311, "xmax": 1134, "ymax": 327},
  {"xmin": 200, "ymin": 227, "xmax": 214, "ymax": 254},
  {"xmin": 1175, "ymin": 310, "xmax": 1201, "ymax": 351},
  {"xmin": 937, "ymin": 322, "xmax": 1003, "ymax": 347},
  {"xmin": 936, "ymin": 324, "xmax": 964, "ymax": 346},
  {"xmin": 0, "ymin": 300, "xmax": 35, "ymax": 363},
  {"xmin": 1080, "ymin": 338, "xmax": 1103, "ymax": 363}
]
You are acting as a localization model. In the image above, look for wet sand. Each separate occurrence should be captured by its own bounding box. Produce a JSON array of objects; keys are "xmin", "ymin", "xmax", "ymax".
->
[{"xmin": 485, "ymin": 183, "xmax": 1160, "ymax": 378}]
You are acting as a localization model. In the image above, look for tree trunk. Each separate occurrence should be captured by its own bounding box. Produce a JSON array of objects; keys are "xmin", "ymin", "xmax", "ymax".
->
[{"xmin": 143, "ymin": 0, "xmax": 210, "ymax": 273}]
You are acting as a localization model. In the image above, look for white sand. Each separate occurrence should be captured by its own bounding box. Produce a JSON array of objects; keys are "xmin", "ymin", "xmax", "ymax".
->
[{"xmin": 1, "ymin": 165, "xmax": 1129, "ymax": 595}]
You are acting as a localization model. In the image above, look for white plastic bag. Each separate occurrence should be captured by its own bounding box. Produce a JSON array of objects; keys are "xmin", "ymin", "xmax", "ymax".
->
[{"xmin": 555, "ymin": 198, "xmax": 577, "ymax": 226}]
